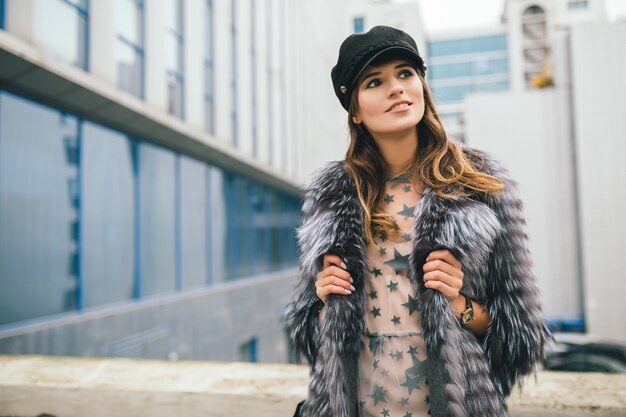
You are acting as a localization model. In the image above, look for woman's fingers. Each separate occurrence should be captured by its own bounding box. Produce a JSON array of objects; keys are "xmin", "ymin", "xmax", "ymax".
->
[
  {"xmin": 426, "ymin": 249, "xmax": 462, "ymax": 270},
  {"xmin": 423, "ymin": 270, "xmax": 462, "ymax": 290},
  {"xmin": 323, "ymin": 253, "xmax": 347, "ymax": 270},
  {"xmin": 423, "ymin": 259, "xmax": 463, "ymax": 279},
  {"xmin": 316, "ymin": 254, "xmax": 353, "ymax": 304}
]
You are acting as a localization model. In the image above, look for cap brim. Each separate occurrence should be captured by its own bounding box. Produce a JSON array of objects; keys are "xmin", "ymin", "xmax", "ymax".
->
[{"xmin": 350, "ymin": 46, "xmax": 424, "ymax": 90}]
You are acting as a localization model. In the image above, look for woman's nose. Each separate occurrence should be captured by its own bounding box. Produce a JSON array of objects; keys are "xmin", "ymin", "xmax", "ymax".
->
[{"xmin": 388, "ymin": 81, "xmax": 404, "ymax": 97}]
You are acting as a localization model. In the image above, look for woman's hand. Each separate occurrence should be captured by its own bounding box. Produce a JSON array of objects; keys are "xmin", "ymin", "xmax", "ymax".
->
[
  {"xmin": 423, "ymin": 249, "xmax": 464, "ymax": 303},
  {"xmin": 316, "ymin": 253, "xmax": 354, "ymax": 304}
]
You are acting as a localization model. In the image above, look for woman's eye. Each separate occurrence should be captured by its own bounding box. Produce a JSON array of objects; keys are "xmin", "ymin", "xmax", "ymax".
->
[
  {"xmin": 366, "ymin": 79, "xmax": 381, "ymax": 88},
  {"xmin": 399, "ymin": 69, "xmax": 414, "ymax": 78}
]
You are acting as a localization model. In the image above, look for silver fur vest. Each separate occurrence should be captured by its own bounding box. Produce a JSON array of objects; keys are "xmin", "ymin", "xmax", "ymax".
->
[{"xmin": 283, "ymin": 145, "xmax": 552, "ymax": 417}]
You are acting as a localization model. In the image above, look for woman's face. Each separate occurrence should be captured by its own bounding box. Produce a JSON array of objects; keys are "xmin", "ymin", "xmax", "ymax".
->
[{"xmin": 353, "ymin": 59, "xmax": 425, "ymax": 136}]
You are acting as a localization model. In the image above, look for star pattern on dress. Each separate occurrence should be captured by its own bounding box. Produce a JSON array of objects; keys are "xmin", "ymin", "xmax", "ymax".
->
[
  {"xmin": 399, "ymin": 397, "xmax": 409, "ymax": 406},
  {"xmin": 391, "ymin": 315, "xmax": 401, "ymax": 325},
  {"xmin": 359, "ymin": 400, "xmax": 365, "ymax": 409},
  {"xmin": 424, "ymin": 395, "xmax": 430, "ymax": 405},
  {"xmin": 367, "ymin": 384, "xmax": 388, "ymax": 405},
  {"xmin": 378, "ymin": 246, "xmax": 387, "ymax": 256},
  {"xmin": 402, "ymin": 232, "xmax": 411, "ymax": 241},
  {"xmin": 370, "ymin": 267, "xmax": 383, "ymax": 277},
  {"xmin": 368, "ymin": 334, "xmax": 383, "ymax": 356},
  {"xmin": 401, "ymin": 294, "xmax": 419, "ymax": 315},
  {"xmin": 381, "ymin": 408, "xmax": 390, "ymax": 417},
  {"xmin": 397, "ymin": 203, "xmax": 416, "ymax": 218},
  {"xmin": 384, "ymin": 194, "xmax": 395, "ymax": 204},
  {"xmin": 387, "ymin": 173, "xmax": 410, "ymax": 187},
  {"xmin": 380, "ymin": 368, "xmax": 390, "ymax": 378},
  {"xmin": 407, "ymin": 345, "xmax": 419, "ymax": 356},
  {"xmin": 403, "ymin": 185, "xmax": 411, "ymax": 192},
  {"xmin": 406, "ymin": 354, "xmax": 426, "ymax": 377},
  {"xmin": 384, "ymin": 248, "xmax": 410, "ymax": 274},
  {"xmin": 370, "ymin": 306, "xmax": 381, "ymax": 317},
  {"xmin": 369, "ymin": 290, "xmax": 378, "ymax": 299},
  {"xmin": 373, "ymin": 358, "xmax": 380, "ymax": 369},
  {"xmin": 379, "ymin": 230, "xmax": 388, "ymax": 241},
  {"xmin": 400, "ymin": 372, "xmax": 421, "ymax": 396},
  {"xmin": 403, "ymin": 412, "xmax": 414, "ymax": 417},
  {"xmin": 390, "ymin": 349, "xmax": 404, "ymax": 361},
  {"xmin": 386, "ymin": 280, "xmax": 399, "ymax": 292}
]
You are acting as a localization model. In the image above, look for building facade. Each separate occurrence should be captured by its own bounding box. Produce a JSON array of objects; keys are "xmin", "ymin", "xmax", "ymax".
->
[
  {"xmin": 0, "ymin": 0, "xmax": 301, "ymax": 362},
  {"xmin": 426, "ymin": 27, "xmax": 510, "ymax": 142},
  {"xmin": 465, "ymin": 18, "xmax": 626, "ymax": 342}
]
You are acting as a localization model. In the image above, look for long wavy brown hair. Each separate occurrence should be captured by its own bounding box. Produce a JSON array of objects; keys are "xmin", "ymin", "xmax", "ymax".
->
[{"xmin": 344, "ymin": 56, "xmax": 504, "ymax": 246}]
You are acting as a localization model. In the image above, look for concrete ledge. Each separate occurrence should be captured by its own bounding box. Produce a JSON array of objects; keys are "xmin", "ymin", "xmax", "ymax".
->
[{"xmin": 0, "ymin": 355, "xmax": 624, "ymax": 417}]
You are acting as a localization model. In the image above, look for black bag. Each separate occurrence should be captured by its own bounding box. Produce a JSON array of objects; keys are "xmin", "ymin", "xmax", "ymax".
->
[{"xmin": 292, "ymin": 399, "xmax": 305, "ymax": 417}]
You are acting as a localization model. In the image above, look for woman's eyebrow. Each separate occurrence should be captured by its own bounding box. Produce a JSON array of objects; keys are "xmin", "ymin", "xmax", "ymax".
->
[{"xmin": 360, "ymin": 63, "xmax": 413, "ymax": 84}]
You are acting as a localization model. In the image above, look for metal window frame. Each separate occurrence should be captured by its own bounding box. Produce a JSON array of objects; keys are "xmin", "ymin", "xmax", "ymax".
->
[
  {"xmin": 58, "ymin": 0, "xmax": 90, "ymax": 71},
  {"xmin": 205, "ymin": 0, "xmax": 216, "ymax": 135},
  {"xmin": 166, "ymin": 0, "xmax": 185, "ymax": 119},
  {"xmin": 250, "ymin": 0, "xmax": 258, "ymax": 157},
  {"xmin": 116, "ymin": 0, "xmax": 145, "ymax": 99},
  {"xmin": 231, "ymin": 0, "xmax": 238, "ymax": 147}
]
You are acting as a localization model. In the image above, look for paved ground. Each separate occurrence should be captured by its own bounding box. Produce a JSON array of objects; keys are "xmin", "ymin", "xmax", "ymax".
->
[{"xmin": 0, "ymin": 355, "xmax": 624, "ymax": 417}]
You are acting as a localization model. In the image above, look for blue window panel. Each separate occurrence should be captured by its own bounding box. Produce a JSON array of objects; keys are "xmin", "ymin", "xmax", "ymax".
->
[
  {"xmin": 1, "ymin": 0, "xmax": 5, "ymax": 30},
  {"xmin": 354, "ymin": 17, "xmax": 364, "ymax": 33},
  {"xmin": 232, "ymin": 175, "xmax": 253, "ymax": 278},
  {"xmin": 254, "ymin": 185, "xmax": 271, "ymax": 274},
  {"xmin": 429, "ymin": 58, "xmax": 508, "ymax": 81},
  {"xmin": 180, "ymin": 155, "xmax": 208, "ymax": 289},
  {"xmin": 81, "ymin": 121, "xmax": 134, "ymax": 308},
  {"xmin": 268, "ymin": 189, "xmax": 281, "ymax": 271},
  {"xmin": 428, "ymin": 35, "xmax": 507, "ymax": 58},
  {"xmin": 116, "ymin": 0, "xmax": 145, "ymax": 98},
  {"xmin": 478, "ymin": 80, "xmax": 509, "ymax": 92},
  {"xmin": 38, "ymin": 0, "xmax": 89, "ymax": 70},
  {"xmin": 240, "ymin": 337, "xmax": 257, "ymax": 362},
  {"xmin": 138, "ymin": 143, "xmax": 177, "ymax": 296},
  {"xmin": 431, "ymin": 84, "xmax": 473, "ymax": 103},
  {"xmin": 429, "ymin": 62, "xmax": 473, "ymax": 80},
  {"xmin": 0, "ymin": 91, "xmax": 79, "ymax": 325},
  {"xmin": 568, "ymin": 0, "xmax": 588, "ymax": 10}
]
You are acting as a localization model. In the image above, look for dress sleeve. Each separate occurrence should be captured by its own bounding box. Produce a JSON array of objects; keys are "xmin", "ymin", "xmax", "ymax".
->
[{"xmin": 480, "ymin": 160, "xmax": 553, "ymax": 398}]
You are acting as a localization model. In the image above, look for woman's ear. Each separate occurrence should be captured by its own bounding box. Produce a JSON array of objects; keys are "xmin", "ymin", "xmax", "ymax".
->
[{"xmin": 352, "ymin": 115, "xmax": 361, "ymax": 124}]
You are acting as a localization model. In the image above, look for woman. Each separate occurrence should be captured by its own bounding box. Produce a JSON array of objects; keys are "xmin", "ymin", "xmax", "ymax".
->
[{"xmin": 283, "ymin": 25, "xmax": 551, "ymax": 417}]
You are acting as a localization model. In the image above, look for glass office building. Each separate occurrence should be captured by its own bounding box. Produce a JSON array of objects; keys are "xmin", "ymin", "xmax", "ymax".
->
[
  {"xmin": 0, "ymin": 0, "xmax": 300, "ymax": 362},
  {"xmin": 427, "ymin": 31, "xmax": 510, "ymax": 141}
]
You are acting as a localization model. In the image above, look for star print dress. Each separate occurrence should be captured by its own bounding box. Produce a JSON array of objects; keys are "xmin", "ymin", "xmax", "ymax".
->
[{"xmin": 357, "ymin": 174, "xmax": 431, "ymax": 417}]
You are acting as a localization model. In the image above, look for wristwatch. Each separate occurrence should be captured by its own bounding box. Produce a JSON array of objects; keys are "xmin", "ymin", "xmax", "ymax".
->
[{"xmin": 459, "ymin": 293, "xmax": 475, "ymax": 326}]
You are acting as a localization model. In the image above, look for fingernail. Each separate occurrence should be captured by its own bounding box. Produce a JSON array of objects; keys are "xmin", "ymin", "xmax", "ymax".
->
[
  {"xmin": 350, "ymin": 285, "xmax": 356, "ymax": 292},
  {"xmin": 344, "ymin": 289, "xmax": 352, "ymax": 295},
  {"xmin": 340, "ymin": 261, "xmax": 347, "ymax": 269},
  {"xmin": 349, "ymin": 277, "xmax": 354, "ymax": 283}
]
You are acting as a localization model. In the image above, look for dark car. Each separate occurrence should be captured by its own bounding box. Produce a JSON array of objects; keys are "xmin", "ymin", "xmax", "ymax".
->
[{"xmin": 544, "ymin": 334, "xmax": 626, "ymax": 373}]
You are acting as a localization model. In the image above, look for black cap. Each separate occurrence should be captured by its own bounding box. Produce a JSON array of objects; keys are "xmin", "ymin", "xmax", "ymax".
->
[{"xmin": 331, "ymin": 25, "xmax": 427, "ymax": 111}]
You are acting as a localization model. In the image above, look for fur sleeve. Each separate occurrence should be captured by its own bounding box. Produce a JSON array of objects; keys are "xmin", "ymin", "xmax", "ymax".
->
[
  {"xmin": 282, "ymin": 161, "xmax": 346, "ymax": 366},
  {"xmin": 469, "ymin": 149, "xmax": 553, "ymax": 398}
]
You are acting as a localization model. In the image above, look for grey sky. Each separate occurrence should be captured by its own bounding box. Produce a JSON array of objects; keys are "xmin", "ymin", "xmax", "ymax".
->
[{"xmin": 417, "ymin": 0, "xmax": 626, "ymax": 33}]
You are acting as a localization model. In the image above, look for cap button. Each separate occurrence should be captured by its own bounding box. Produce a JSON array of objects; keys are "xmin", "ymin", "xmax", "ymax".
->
[{"xmin": 340, "ymin": 86, "xmax": 348, "ymax": 94}]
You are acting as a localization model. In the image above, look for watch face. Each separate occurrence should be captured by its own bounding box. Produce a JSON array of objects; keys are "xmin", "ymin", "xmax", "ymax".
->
[{"xmin": 462, "ymin": 309, "xmax": 474, "ymax": 324}]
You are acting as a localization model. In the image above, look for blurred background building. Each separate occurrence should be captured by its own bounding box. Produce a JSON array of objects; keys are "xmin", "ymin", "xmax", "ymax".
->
[
  {"xmin": 0, "ymin": 0, "xmax": 624, "ymax": 364},
  {"xmin": 0, "ymin": 0, "xmax": 303, "ymax": 362}
]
